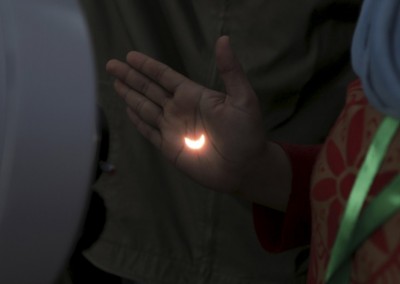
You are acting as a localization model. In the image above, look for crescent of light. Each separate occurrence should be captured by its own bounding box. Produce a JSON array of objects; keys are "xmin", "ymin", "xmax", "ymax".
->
[{"xmin": 184, "ymin": 134, "xmax": 206, "ymax": 150}]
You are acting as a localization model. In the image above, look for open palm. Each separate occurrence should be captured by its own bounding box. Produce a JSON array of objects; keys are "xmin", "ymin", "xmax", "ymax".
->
[{"xmin": 106, "ymin": 36, "xmax": 267, "ymax": 192}]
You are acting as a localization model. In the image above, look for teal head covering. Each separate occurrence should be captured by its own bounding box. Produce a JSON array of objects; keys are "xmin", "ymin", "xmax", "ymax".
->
[{"xmin": 352, "ymin": 0, "xmax": 400, "ymax": 119}]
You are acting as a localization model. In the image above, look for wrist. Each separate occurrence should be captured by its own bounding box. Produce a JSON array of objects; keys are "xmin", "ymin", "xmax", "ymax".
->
[{"xmin": 235, "ymin": 141, "xmax": 292, "ymax": 212}]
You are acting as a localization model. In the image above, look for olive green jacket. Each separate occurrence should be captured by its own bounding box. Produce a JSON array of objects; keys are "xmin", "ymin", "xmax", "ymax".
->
[{"xmin": 79, "ymin": 1, "xmax": 360, "ymax": 283}]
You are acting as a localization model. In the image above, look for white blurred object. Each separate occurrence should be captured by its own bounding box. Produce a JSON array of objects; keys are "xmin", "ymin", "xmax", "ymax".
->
[{"xmin": 0, "ymin": 0, "xmax": 97, "ymax": 283}]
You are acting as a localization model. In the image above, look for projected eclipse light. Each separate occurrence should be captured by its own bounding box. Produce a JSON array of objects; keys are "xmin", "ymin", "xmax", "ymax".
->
[{"xmin": 184, "ymin": 134, "xmax": 206, "ymax": 150}]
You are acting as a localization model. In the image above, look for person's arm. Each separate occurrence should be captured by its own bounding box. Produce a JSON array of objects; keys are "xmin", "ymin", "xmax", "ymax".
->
[
  {"xmin": 233, "ymin": 142, "xmax": 292, "ymax": 211},
  {"xmin": 106, "ymin": 36, "xmax": 293, "ymax": 211},
  {"xmin": 254, "ymin": 143, "xmax": 321, "ymax": 252}
]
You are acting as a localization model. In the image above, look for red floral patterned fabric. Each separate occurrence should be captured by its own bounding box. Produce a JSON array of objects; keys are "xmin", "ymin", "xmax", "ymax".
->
[{"xmin": 254, "ymin": 80, "xmax": 400, "ymax": 283}]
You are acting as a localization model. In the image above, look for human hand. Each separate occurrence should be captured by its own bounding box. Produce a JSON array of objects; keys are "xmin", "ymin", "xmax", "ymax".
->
[{"xmin": 106, "ymin": 36, "xmax": 267, "ymax": 193}]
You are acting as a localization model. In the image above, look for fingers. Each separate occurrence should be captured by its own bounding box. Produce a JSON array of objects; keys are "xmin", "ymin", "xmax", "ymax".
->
[
  {"xmin": 106, "ymin": 59, "xmax": 169, "ymax": 108},
  {"xmin": 215, "ymin": 36, "xmax": 257, "ymax": 107},
  {"xmin": 125, "ymin": 51, "xmax": 188, "ymax": 93},
  {"xmin": 113, "ymin": 79, "xmax": 163, "ymax": 129}
]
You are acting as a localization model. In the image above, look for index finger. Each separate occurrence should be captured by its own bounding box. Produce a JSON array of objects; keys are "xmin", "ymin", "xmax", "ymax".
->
[{"xmin": 126, "ymin": 51, "xmax": 187, "ymax": 93}]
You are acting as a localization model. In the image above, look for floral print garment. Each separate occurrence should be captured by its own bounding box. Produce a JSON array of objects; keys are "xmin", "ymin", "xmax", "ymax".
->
[{"xmin": 254, "ymin": 80, "xmax": 400, "ymax": 283}]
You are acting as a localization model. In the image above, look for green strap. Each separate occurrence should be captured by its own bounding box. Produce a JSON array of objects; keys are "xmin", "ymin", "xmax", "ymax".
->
[
  {"xmin": 328, "ymin": 175, "xmax": 400, "ymax": 283},
  {"xmin": 327, "ymin": 263, "xmax": 351, "ymax": 284},
  {"xmin": 353, "ymin": 175, "xmax": 400, "ymax": 251},
  {"xmin": 325, "ymin": 116, "xmax": 400, "ymax": 283}
]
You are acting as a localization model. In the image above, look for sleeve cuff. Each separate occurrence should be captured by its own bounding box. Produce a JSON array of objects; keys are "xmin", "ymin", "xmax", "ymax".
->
[{"xmin": 253, "ymin": 143, "xmax": 322, "ymax": 253}]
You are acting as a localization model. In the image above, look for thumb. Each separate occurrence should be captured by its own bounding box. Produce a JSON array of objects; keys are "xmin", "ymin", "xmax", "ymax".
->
[{"xmin": 215, "ymin": 36, "xmax": 257, "ymax": 106}]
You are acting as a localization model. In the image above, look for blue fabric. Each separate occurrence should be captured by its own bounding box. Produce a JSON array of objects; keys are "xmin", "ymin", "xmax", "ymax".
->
[{"xmin": 352, "ymin": 0, "xmax": 400, "ymax": 119}]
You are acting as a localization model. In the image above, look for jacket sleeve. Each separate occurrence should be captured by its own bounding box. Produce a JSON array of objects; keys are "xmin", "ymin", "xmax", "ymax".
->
[{"xmin": 253, "ymin": 143, "xmax": 322, "ymax": 253}]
